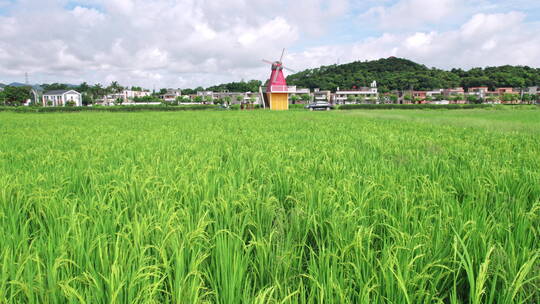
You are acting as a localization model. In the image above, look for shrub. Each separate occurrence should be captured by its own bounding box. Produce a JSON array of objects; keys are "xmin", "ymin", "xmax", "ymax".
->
[
  {"xmin": 0, "ymin": 104, "xmax": 220, "ymax": 113},
  {"xmin": 338, "ymin": 104, "xmax": 494, "ymax": 110},
  {"xmin": 289, "ymin": 104, "xmax": 306, "ymax": 110},
  {"xmin": 133, "ymin": 96, "xmax": 162, "ymax": 103}
]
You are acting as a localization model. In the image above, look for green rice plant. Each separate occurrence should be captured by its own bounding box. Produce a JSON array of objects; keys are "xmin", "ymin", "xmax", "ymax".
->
[{"xmin": 0, "ymin": 108, "xmax": 539, "ymax": 303}]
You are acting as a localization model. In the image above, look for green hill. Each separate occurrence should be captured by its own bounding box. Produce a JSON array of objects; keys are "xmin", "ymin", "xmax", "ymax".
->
[{"xmin": 286, "ymin": 57, "xmax": 540, "ymax": 92}]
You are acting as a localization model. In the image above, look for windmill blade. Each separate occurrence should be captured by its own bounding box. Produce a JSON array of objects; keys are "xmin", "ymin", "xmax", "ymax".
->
[
  {"xmin": 282, "ymin": 66, "xmax": 296, "ymax": 73},
  {"xmin": 262, "ymin": 59, "xmax": 274, "ymax": 65},
  {"xmin": 279, "ymin": 48, "xmax": 285, "ymax": 63}
]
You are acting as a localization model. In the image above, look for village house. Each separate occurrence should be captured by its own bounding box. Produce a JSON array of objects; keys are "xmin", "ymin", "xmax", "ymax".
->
[
  {"xmin": 334, "ymin": 81, "xmax": 378, "ymax": 104},
  {"xmin": 160, "ymin": 89, "xmax": 182, "ymax": 102},
  {"xmin": 312, "ymin": 88, "xmax": 331, "ymax": 103},
  {"xmin": 105, "ymin": 90, "xmax": 151, "ymax": 104},
  {"xmin": 523, "ymin": 86, "xmax": 539, "ymax": 95},
  {"xmin": 443, "ymin": 87, "xmax": 465, "ymax": 98},
  {"xmin": 467, "ymin": 87, "xmax": 490, "ymax": 99},
  {"xmin": 42, "ymin": 90, "xmax": 82, "ymax": 106},
  {"xmin": 287, "ymin": 86, "xmax": 311, "ymax": 103},
  {"xmin": 412, "ymin": 91, "xmax": 427, "ymax": 102},
  {"xmin": 212, "ymin": 91, "xmax": 245, "ymax": 104},
  {"xmin": 495, "ymin": 88, "xmax": 515, "ymax": 94}
]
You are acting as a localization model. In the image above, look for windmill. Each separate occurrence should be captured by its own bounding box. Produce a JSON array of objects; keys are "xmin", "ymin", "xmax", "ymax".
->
[{"xmin": 262, "ymin": 49, "xmax": 295, "ymax": 110}]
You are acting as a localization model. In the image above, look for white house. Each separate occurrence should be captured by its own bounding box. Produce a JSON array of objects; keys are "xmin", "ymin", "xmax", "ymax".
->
[
  {"xmin": 334, "ymin": 81, "xmax": 379, "ymax": 104},
  {"xmin": 42, "ymin": 90, "xmax": 82, "ymax": 106},
  {"xmin": 161, "ymin": 89, "xmax": 182, "ymax": 101},
  {"xmin": 105, "ymin": 90, "xmax": 151, "ymax": 104}
]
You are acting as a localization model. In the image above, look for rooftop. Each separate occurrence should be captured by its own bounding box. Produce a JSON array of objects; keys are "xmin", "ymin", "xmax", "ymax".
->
[{"xmin": 43, "ymin": 89, "xmax": 78, "ymax": 95}]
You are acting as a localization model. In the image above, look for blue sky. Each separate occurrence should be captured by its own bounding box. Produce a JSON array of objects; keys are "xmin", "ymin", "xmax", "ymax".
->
[{"xmin": 0, "ymin": 0, "xmax": 539, "ymax": 88}]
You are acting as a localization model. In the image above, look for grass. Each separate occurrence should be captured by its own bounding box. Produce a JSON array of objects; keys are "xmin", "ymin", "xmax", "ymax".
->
[{"xmin": 0, "ymin": 109, "xmax": 539, "ymax": 303}]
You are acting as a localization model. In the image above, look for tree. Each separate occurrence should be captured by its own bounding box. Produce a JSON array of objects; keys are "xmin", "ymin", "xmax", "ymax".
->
[
  {"xmin": 108, "ymin": 81, "xmax": 124, "ymax": 94},
  {"xmin": 403, "ymin": 94, "xmax": 412, "ymax": 104},
  {"xmin": 133, "ymin": 96, "xmax": 161, "ymax": 103},
  {"xmin": 485, "ymin": 95, "xmax": 499, "ymax": 103},
  {"xmin": 214, "ymin": 98, "xmax": 223, "ymax": 105},
  {"xmin": 433, "ymin": 94, "xmax": 444, "ymax": 101},
  {"xmin": 358, "ymin": 95, "xmax": 366, "ymax": 104},
  {"xmin": 300, "ymin": 94, "xmax": 311, "ymax": 103},
  {"xmin": 90, "ymin": 83, "xmax": 105, "ymax": 101},
  {"xmin": 77, "ymin": 82, "xmax": 90, "ymax": 93},
  {"xmin": 522, "ymin": 93, "xmax": 536, "ymax": 104},
  {"xmin": 467, "ymin": 94, "xmax": 479, "ymax": 104},
  {"xmin": 2, "ymin": 86, "xmax": 31, "ymax": 105},
  {"xmin": 175, "ymin": 96, "xmax": 188, "ymax": 104},
  {"xmin": 182, "ymin": 88, "xmax": 196, "ymax": 95},
  {"xmin": 290, "ymin": 95, "xmax": 300, "ymax": 104},
  {"xmin": 501, "ymin": 93, "xmax": 519, "ymax": 103},
  {"xmin": 204, "ymin": 95, "xmax": 213, "ymax": 104},
  {"xmin": 346, "ymin": 95, "xmax": 355, "ymax": 103},
  {"xmin": 389, "ymin": 94, "xmax": 398, "ymax": 104},
  {"xmin": 236, "ymin": 95, "xmax": 243, "ymax": 103},
  {"xmin": 82, "ymin": 93, "xmax": 93, "ymax": 106},
  {"xmin": 285, "ymin": 57, "xmax": 540, "ymax": 92},
  {"xmin": 223, "ymin": 96, "xmax": 232, "ymax": 106},
  {"xmin": 42, "ymin": 83, "xmax": 69, "ymax": 91},
  {"xmin": 194, "ymin": 96, "xmax": 203, "ymax": 103}
]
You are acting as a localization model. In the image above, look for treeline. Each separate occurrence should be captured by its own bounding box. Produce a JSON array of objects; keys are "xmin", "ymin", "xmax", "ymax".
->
[
  {"xmin": 0, "ymin": 86, "xmax": 32, "ymax": 105},
  {"xmin": 190, "ymin": 80, "xmax": 262, "ymax": 94},
  {"xmin": 286, "ymin": 57, "xmax": 540, "ymax": 92}
]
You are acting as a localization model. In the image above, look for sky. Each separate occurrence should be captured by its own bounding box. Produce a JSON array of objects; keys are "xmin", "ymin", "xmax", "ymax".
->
[{"xmin": 1, "ymin": 0, "xmax": 539, "ymax": 89}]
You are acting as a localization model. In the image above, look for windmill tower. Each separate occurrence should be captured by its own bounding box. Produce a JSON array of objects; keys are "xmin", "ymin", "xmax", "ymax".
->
[{"xmin": 262, "ymin": 49, "xmax": 295, "ymax": 110}]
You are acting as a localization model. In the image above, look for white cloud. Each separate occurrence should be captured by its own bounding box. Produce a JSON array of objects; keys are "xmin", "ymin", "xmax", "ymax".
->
[
  {"xmin": 71, "ymin": 6, "xmax": 106, "ymax": 27},
  {"xmin": 0, "ymin": 0, "xmax": 539, "ymax": 88},
  {"xmin": 292, "ymin": 11, "xmax": 540, "ymax": 71},
  {"xmin": 364, "ymin": 0, "xmax": 462, "ymax": 29},
  {"xmin": 460, "ymin": 12, "xmax": 524, "ymax": 37}
]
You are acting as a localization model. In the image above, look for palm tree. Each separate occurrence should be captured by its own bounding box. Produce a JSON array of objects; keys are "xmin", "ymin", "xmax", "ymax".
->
[
  {"xmin": 108, "ymin": 81, "xmax": 123, "ymax": 94},
  {"xmin": 91, "ymin": 83, "xmax": 104, "ymax": 101}
]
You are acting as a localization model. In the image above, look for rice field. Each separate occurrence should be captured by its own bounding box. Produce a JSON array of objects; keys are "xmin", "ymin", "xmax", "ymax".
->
[{"xmin": 0, "ymin": 109, "xmax": 539, "ymax": 303}]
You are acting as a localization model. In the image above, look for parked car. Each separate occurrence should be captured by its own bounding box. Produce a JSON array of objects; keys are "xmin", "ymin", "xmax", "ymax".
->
[{"xmin": 305, "ymin": 101, "xmax": 334, "ymax": 111}]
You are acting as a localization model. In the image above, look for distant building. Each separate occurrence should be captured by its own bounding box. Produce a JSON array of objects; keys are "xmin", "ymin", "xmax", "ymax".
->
[
  {"xmin": 196, "ymin": 91, "xmax": 214, "ymax": 97},
  {"xmin": 467, "ymin": 87, "xmax": 490, "ymax": 99},
  {"xmin": 412, "ymin": 91, "xmax": 427, "ymax": 101},
  {"xmin": 426, "ymin": 89, "xmax": 444, "ymax": 97},
  {"xmin": 468, "ymin": 87, "xmax": 489, "ymax": 93},
  {"xmin": 161, "ymin": 89, "xmax": 182, "ymax": 102},
  {"xmin": 125, "ymin": 90, "xmax": 151, "ymax": 99},
  {"xmin": 42, "ymin": 90, "xmax": 82, "ymax": 106},
  {"xmin": 312, "ymin": 88, "xmax": 331, "ymax": 103},
  {"xmin": 443, "ymin": 87, "xmax": 465, "ymax": 97},
  {"xmin": 213, "ymin": 92, "xmax": 246, "ymax": 104},
  {"xmin": 287, "ymin": 86, "xmax": 310, "ymax": 102},
  {"xmin": 246, "ymin": 92, "xmax": 262, "ymax": 104},
  {"xmin": 523, "ymin": 86, "xmax": 539, "ymax": 94},
  {"xmin": 103, "ymin": 90, "xmax": 152, "ymax": 104},
  {"xmin": 495, "ymin": 88, "xmax": 515, "ymax": 94},
  {"xmin": 334, "ymin": 81, "xmax": 378, "ymax": 104}
]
